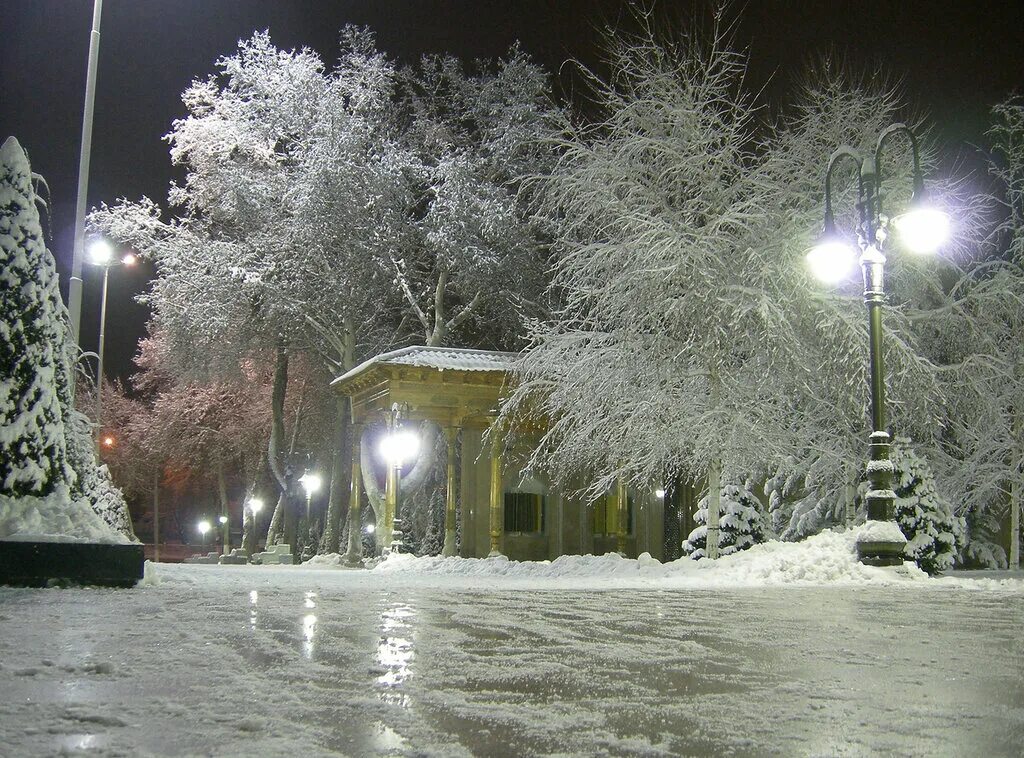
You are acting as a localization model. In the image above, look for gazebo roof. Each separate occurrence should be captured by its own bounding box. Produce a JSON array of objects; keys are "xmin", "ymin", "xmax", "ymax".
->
[
  {"xmin": 331, "ymin": 345, "xmax": 519, "ymax": 387},
  {"xmin": 331, "ymin": 346, "xmax": 520, "ymax": 427}
]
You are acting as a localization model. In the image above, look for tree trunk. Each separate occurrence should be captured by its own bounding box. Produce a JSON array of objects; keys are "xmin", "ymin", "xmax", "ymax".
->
[
  {"xmin": 322, "ymin": 320, "xmax": 356, "ymax": 554},
  {"xmin": 264, "ymin": 343, "xmax": 289, "ymax": 546},
  {"xmin": 706, "ymin": 457, "xmax": 722, "ymax": 560},
  {"xmin": 217, "ymin": 461, "xmax": 230, "ymax": 555}
]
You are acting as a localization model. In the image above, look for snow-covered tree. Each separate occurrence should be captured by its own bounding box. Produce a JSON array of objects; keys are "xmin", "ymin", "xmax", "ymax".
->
[
  {"xmin": 888, "ymin": 441, "xmax": 964, "ymax": 574},
  {"xmin": 682, "ymin": 483, "xmax": 769, "ymax": 560},
  {"xmin": 0, "ymin": 136, "xmax": 71, "ymax": 498},
  {"xmin": 1, "ymin": 137, "xmax": 133, "ymax": 541},
  {"xmin": 942, "ymin": 98, "xmax": 1024, "ymax": 568},
  {"xmin": 395, "ymin": 46, "xmax": 560, "ymax": 349}
]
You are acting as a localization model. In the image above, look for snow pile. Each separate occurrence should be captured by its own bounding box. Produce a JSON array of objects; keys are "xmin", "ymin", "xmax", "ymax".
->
[
  {"xmin": 371, "ymin": 525, "xmax": 933, "ymax": 587},
  {"xmin": 0, "ymin": 485, "xmax": 131, "ymax": 543}
]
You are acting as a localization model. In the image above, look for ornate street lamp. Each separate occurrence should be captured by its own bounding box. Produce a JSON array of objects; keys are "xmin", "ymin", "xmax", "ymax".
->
[
  {"xmin": 807, "ymin": 123, "xmax": 950, "ymax": 566},
  {"xmin": 379, "ymin": 402, "xmax": 419, "ymax": 555}
]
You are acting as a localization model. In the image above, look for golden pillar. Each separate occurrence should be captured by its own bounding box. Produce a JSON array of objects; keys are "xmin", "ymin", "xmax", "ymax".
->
[
  {"xmin": 488, "ymin": 425, "xmax": 503, "ymax": 557},
  {"xmin": 616, "ymin": 475, "xmax": 628, "ymax": 556},
  {"xmin": 383, "ymin": 452, "xmax": 398, "ymax": 553},
  {"xmin": 442, "ymin": 426, "xmax": 459, "ymax": 557},
  {"xmin": 343, "ymin": 423, "xmax": 364, "ymax": 566}
]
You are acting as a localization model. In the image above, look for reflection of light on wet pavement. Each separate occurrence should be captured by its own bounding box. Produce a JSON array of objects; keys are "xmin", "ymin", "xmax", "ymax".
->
[
  {"xmin": 60, "ymin": 734, "xmax": 107, "ymax": 751},
  {"xmin": 303, "ymin": 614, "xmax": 317, "ymax": 659},
  {"xmin": 249, "ymin": 590, "xmax": 258, "ymax": 629},
  {"xmin": 304, "ymin": 591, "xmax": 316, "ymax": 609},
  {"xmin": 376, "ymin": 603, "xmax": 416, "ymax": 702}
]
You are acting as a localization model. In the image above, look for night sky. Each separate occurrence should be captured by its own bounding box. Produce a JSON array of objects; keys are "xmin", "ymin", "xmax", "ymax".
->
[{"xmin": 2, "ymin": 0, "xmax": 1021, "ymax": 383}]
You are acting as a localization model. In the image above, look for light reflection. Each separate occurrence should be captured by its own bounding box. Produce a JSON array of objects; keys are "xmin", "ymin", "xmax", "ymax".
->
[
  {"xmin": 249, "ymin": 590, "xmax": 258, "ymax": 629},
  {"xmin": 304, "ymin": 591, "xmax": 317, "ymax": 609},
  {"xmin": 376, "ymin": 603, "xmax": 416, "ymax": 703},
  {"xmin": 303, "ymin": 613, "xmax": 317, "ymax": 659}
]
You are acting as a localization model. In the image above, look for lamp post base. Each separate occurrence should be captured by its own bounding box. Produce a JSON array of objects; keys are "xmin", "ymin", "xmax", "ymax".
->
[
  {"xmin": 856, "ymin": 540, "xmax": 906, "ymax": 566},
  {"xmin": 442, "ymin": 529, "xmax": 457, "ymax": 558}
]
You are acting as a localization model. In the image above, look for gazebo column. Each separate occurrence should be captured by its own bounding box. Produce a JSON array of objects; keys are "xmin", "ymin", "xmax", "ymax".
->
[
  {"xmin": 616, "ymin": 475, "xmax": 628, "ymax": 556},
  {"xmin": 488, "ymin": 426, "xmax": 504, "ymax": 558},
  {"xmin": 442, "ymin": 426, "xmax": 459, "ymax": 557},
  {"xmin": 343, "ymin": 423, "xmax": 364, "ymax": 566},
  {"xmin": 383, "ymin": 444, "xmax": 398, "ymax": 554}
]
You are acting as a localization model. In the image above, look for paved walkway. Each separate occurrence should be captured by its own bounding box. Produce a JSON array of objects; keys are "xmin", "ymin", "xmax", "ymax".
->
[{"xmin": 1, "ymin": 564, "xmax": 1022, "ymax": 756}]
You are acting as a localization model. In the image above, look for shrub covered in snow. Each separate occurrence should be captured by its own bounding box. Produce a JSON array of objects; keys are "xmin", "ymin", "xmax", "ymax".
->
[
  {"xmin": 0, "ymin": 136, "xmax": 133, "ymax": 541},
  {"xmin": 0, "ymin": 136, "xmax": 71, "ymax": 498},
  {"xmin": 890, "ymin": 442, "xmax": 964, "ymax": 574},
  {"xmin": 683, "ymin": 484, "xmax": 769, "ymax": 560}
]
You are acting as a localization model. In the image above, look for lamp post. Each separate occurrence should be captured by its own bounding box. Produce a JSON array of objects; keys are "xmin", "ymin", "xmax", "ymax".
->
[
  {"xmin": 87, "ymin": 239, "xmax": 136, "ymax": 445},
  {"xmin": 379, "ymin": 402, "xmax": 419, "ymax": 556},
  {"xmin": 807, "ymin": 123, "xmax": 950, "ymax": 566},
  {"xmin": 244, "ymin": 497, "xmax": 263, "ymax": 556},
  {"xmin": 68, "ymin": 0, "xmax": 104, "ymax": 351},
  {"xmin": 197, "ymin": 519, "xmax": 211, "ymax": 551},
  {"xmin": 298, "ymin": 472, "xmax": 322, "ymax": 559},
  {"xmin": 218, "ymin": 514, "xmax": 229, "ymax": 555}
]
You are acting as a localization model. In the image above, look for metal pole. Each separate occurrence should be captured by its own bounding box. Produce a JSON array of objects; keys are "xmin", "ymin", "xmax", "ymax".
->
[
  {"xmin": 95, "ymin": 263, "xmax": 109, "ymax": 444},
  {"xmin": 153, "ymin": 468, "xmax": 160, "ymax": 563},
  {"xmin": 69, "ymin": 0, "xmax": 104, "ymax": 351}
]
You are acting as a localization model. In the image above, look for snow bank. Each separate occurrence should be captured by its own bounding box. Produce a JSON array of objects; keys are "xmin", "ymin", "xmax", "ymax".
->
[
  {"xmin": 370, "ymin": 525, "xmax": 933, "ymax": 587},
  {"xmin": 0, "ymin": 485, "xmax": 130, "ymax": 544}
]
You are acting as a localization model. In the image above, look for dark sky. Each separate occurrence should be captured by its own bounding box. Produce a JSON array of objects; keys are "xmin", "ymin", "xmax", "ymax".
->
[{"xmin": 2, "ymin": 0, "xmax": 1022, "ymax": 383}]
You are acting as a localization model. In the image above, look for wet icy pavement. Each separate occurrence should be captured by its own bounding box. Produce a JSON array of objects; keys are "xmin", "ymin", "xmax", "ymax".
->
[{"xmin": 1, "ymin": 564, "xmax": 1023, "ymax": 757}]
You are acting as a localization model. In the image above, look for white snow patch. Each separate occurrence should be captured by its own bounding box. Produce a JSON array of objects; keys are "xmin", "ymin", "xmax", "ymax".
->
[{"xmin": 0, "ymin": 486, "xmax": 129, "ymax": 544}]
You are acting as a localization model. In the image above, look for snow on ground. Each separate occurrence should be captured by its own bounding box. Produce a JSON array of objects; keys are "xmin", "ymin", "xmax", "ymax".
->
[{"xmin": 2, "ymin": 529, "xmax": 1023, "ymax": 757}]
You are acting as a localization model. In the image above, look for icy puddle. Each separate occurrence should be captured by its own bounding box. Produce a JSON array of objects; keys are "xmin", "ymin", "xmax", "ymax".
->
[{"xmin": 0, "ymin": 562, "xmax": 1022, "ymax": 756}]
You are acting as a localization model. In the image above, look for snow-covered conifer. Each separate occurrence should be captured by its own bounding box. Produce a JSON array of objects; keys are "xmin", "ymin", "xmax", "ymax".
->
[
  {"xmin": 0, "ymin": 136, "xmax": 70, "ymax": 497},
  {"xmin": 889, "ymin": 441, "xmax": 964, "ymax": 574},
  {"xmin": 683, "ymin": 484, "xmax": 768, "ymax": 560}
]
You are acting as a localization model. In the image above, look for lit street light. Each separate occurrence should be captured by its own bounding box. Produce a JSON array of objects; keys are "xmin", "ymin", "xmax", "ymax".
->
[
  {"xmin": 379, "ymin": 402, "xmax": 419, "ymax": 556},
  {"xmin": 808, "ymin": 123, "xmax": 950, "ymax": 566},
  {"xmin": 197, "ymin": 519, "xmax": 211, "ymax": 550},
  {"xmin": 88, "ymin": 238, "xmax": 136, "ymax": 447},
  {"xmin": 243, "ymin": 497, "xmax": 264, "ymax": 557},
  {"xmin": 299, "ymin": 472, "xmax": 322, "ymax": 559}
]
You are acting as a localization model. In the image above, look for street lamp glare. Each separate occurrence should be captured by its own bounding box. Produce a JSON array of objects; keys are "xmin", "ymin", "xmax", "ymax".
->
[
  {"xmin": 299, "ymin": 473, "xmax": 323, "ymax": 496},
  {"xmin": 88, "ymin": 239, "xmax": 113, "ymax": 265},
  {"xmin": 893, "ymin": 205, "xmax": 950, "ymax": 255},
  {"xmin": 380, "ymin": 430, "xmax": 420, "ymax": 465},
  {"xmin": 247, "ymin": 497, "xmax": 264, "ymax": 513},
  {"xmin": 122, "ymin": 252, "xmax": 138, "ymax": 266},
  {"xmin": 197, "ymin": 520, "xmax": 211, "ymax": 535},
  {"xmin": 806, "ymin": 238, "xmax": 857, "ymax": 284},
  {"xmin": 218, "ymin": 515, "xmax": 228, "ymax": 525},
  {"xmin": 655, "ymin": 488, "xmax": 666, "ymax": 499}
]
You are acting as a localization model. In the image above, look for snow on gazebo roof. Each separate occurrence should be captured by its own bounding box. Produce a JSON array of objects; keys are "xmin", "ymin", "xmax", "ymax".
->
[{"xmin": 331, "ymin": 345, "xmax": 520, "ymax": 387}]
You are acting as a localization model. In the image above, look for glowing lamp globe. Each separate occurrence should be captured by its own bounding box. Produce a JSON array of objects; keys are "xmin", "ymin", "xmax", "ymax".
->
[
  {"xmin": 197, "ymin": 520, "xmax": 211, "ymax": 536},
  {"xmin": 247, "ymin": 497, "xmax": 264, "ymax": 514},
  {"xmin": 655, "ymin": 488, "xmax": 666, "ymax": 499},
  {"xmin": 299, "ymin": 473, "xmax": 323, "ymax": 497},
  {"xmin": 893, "ymin": 205, "xmax": 949, "ymax": 255},
  {"xmin": 122, "ymin": 252, "xmax": 138, "ymax": 266},
  {"xmin": 218, "ymin": 515, "xmax": 228, "ymax": 525},
  {"xmin": 806, "ymin": 238, "xmax": 856, "ymax": 284},
  {"xmin": 380, "ymin": 430, "xmax": 420, "ymax": 465},
  {"xmin": 88, "ymin": 239, "xmax": 113, "ymax": 265}
]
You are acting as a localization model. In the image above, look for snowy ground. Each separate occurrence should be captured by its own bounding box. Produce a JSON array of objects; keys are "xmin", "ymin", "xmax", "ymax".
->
[{"xmin": 2, "ymin": 531, "xmax": 1023, "ymax": 757}]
